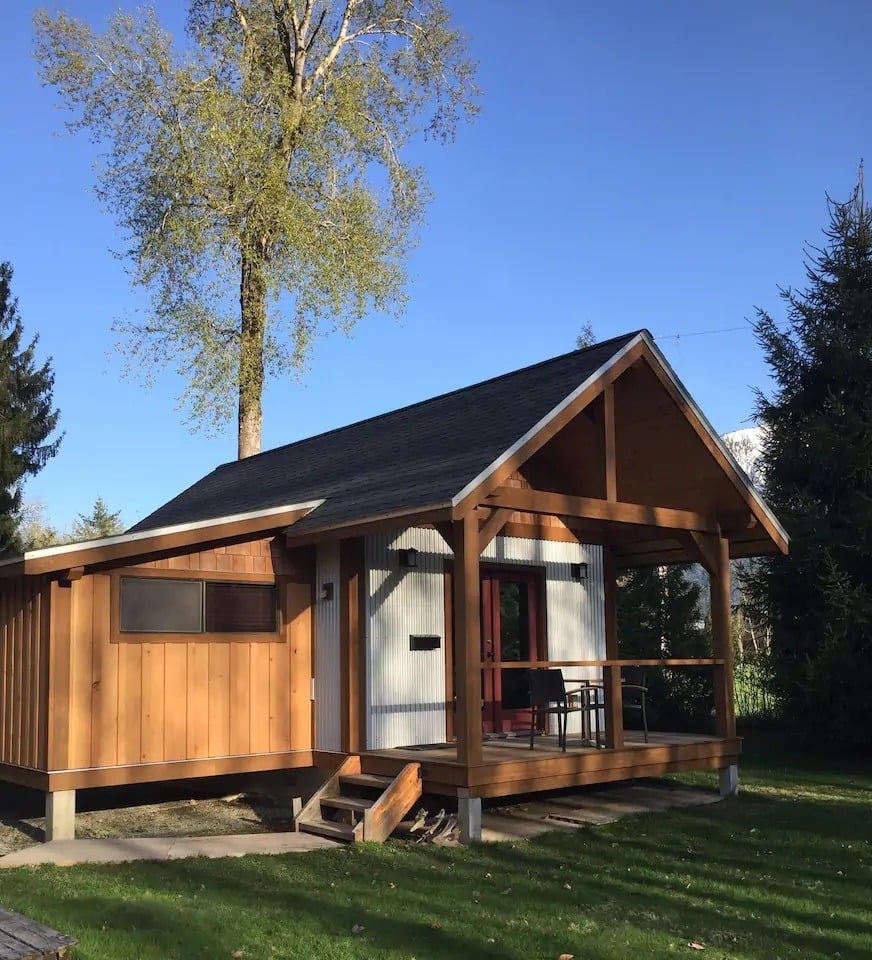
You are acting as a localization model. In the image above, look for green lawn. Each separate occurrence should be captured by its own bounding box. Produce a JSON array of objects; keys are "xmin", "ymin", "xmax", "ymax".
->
[{"xmin": 0, "ymin": 734, "xmax": 869, "ymax": 960}]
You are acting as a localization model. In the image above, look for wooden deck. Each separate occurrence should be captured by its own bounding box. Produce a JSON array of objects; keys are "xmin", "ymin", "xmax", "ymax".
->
[{"xmin": 357, "ymin": 731, "xmax": 740, "ymax": 799}]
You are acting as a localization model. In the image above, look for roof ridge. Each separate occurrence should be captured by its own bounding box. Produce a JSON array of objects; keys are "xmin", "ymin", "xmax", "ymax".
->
[{"xmin": 213, "ymin": 330, "xmax": 646, "ymax": 472}]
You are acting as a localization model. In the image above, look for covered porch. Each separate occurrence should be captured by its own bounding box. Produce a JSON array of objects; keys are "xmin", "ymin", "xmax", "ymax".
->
[{"xmin": 304, "ymin": 337, "xmax": 787, "ymax": 841}]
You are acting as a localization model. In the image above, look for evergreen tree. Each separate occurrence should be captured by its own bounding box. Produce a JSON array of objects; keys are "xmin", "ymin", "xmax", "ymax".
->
[
  {"xmin": 0, "ymin": 263, "xmax": 61, "ymax": 555},
  {"xmin": 617, "ymin": 565, "xmax": 713, "ymax": 731},
  {"xmin": 748, "ymin": 177, "xmax": 872, "ymax": 746},
  {"xmin": 72, "ymin": 497, "xmax": 124, "ymax": 541}
]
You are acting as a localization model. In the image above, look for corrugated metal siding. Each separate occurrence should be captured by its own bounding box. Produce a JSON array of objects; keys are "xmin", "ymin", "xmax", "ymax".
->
[
  {"xmin": 366, "ymin": 528, "xmax": 448, "ymax": 750},
  {"xmin": 364, "ymin": 528, "xmax": 606, "ymax": 749},
  {"xmin": 314, "ymin": 541, "xmax": 342, "ymax": 750}
]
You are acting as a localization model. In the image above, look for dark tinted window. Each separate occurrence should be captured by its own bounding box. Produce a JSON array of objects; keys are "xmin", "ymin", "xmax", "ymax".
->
[{"xmin": 205, "ymin": 581, "xmax": 278, "ymax": 633}]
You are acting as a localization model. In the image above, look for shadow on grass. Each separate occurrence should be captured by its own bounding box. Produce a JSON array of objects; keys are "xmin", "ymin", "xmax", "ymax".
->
[{"xmin": 0, "ymin": 740, "xmax": 869, "ymax": 960}]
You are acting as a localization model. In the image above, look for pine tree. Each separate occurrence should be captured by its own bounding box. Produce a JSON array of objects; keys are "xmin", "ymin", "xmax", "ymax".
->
[
  {"xmin": 0, "ymin": 263, "xmax": 61, "ymax": 555},
  {"xmin": 748, "ymin": 177, "xmax": 872, "ymax": 746},
  {"xmin": 72, "ymin": 497, "xmax": 124, "ymax": 541},
  {"xmin": 617, "ymin": 565, "xmax": 713, "ymax": 731}
]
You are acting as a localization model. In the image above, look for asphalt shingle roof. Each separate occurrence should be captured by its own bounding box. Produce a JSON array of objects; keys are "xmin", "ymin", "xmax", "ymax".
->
[{"xmin": 129, "ymin": 332, "xmax": 643, "ymax": 535}]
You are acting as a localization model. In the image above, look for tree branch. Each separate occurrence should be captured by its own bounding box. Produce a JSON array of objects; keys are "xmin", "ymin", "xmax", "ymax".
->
[{"xmin": 304, "ymin": 0, "xmax": 358, "ymax": 94}]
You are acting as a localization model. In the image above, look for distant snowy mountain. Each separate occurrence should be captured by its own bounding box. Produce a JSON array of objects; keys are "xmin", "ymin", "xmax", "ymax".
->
[{"xmin": 722, "ymin": 425, "xmax": 766, "ymax": 490}]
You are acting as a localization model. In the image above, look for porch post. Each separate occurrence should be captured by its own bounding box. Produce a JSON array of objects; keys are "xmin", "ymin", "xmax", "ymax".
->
[
  {"xmin": 452, "ymin": 514, "xmax": 483, "ymax": 766},
  {"xmin": 601, "ymin": 547, "xmax": 624, "ymax": 749},
  {"xmin": 710, "ymin": 532, "xmax": 736, "ymax": 739}
]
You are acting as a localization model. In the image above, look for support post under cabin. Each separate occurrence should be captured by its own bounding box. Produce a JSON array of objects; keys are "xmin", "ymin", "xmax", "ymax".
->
[
  {"xmin": 45, "ymin": 789, "xmax": 76, "ymax": 842},
  {"xmin": 457, "ymin": 790, "xmax": 482, "ymax": 844}
]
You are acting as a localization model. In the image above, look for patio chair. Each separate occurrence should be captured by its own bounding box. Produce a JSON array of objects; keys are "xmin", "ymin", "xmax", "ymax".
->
[
  {"xmin": 528, "ymin": 669, "xmax": 600, "ymax": 752},
  {"xmin": 621, "ymin": 666, "xmax": 649, "ymax": 742}
]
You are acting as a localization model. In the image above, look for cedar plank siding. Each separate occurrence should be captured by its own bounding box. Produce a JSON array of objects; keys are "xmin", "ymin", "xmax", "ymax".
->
[
  {"xmin": 54, "ymin": 537, "xmax": 314, "ymax": 773},
  {"xmin": 0, "ymin": 576, "xmax": 50, "ymax": 770}
]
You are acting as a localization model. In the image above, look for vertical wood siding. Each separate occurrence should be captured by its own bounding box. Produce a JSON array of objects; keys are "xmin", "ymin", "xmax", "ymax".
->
[
  {"xmin": 314, "ymin": 541, "xmax": 342, "ymax": 751},
  {"xmin": 365, "ymin": 528, "xmax": 605, "ymax": 749},
  {"xmin": 53, "ymin": 537, "xmax": 313, "ymax": 772},
  {"xmin": 0, "ymin": 576, "xmax": 50, "ymax": 769}
]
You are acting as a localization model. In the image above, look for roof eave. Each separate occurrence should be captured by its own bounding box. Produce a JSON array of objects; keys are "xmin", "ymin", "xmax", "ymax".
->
[{"xmin": 4, "ymin": 500, "xmax": 325, "ymax": 578}]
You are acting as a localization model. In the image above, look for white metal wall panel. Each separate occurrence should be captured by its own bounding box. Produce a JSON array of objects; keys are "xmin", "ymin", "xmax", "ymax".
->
[
  {"xmin": 314, "ymin": 541, "xmax": 342, "ymax": 751},
  {"xmin": 366, "ymin": 528, "xmax": 449, "ymax": 750},
  {"xmin": 364, "ymin": 527, "xmax": 606, "ymax": 749}
]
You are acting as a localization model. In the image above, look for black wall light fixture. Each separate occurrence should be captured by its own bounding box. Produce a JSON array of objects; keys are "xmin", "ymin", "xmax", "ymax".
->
[
  {"xmin": 320, "ymin": 582, "xmax": 334, "ymax": 601},
  {"xmin": 570, "ymin": 562, "xmax": 589, "ymax": 583},
  {"xmin": 398, "ymin": 547, "xmax": 419, "ymax": 569}
]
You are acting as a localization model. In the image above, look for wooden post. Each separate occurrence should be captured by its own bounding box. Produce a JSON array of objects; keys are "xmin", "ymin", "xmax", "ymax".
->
[
  {"xmin": 603, "ymin": 382, "xmax": 617, "ymax": 502},
  {"xmin": 601, "ymin": 547, "xmax": 624, "ymax": 749},
  {"xmin": 452, "ymin": 514, "xmax": 483, "ymax": 765},
  {"xmin": 710, "ymin": 532, "xmax": 736, "ymax": 738},
  {"xmin": 339, "ymin": 538, "xmax": 365, "ymax": 754}
]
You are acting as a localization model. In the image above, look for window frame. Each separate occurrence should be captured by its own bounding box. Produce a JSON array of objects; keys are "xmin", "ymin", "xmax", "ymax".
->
[{"xmin": 110, "ymin": 568, "xmax": 286, "ymax": 644}]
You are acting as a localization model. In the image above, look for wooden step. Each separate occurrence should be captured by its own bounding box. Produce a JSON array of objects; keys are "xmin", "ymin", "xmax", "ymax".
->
[
  {"xmin": 321, "ymin": 796, "xmax": 374, "ymax": 814},
  {"xmin": 339, "ymin": 773, "xmax": 394, "ymax": 790},
  {"xmin": 298, "ymin": 818, "xmax": 355, "ymax": 842}
]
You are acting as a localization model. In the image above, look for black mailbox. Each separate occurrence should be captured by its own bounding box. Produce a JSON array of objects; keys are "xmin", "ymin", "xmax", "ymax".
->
[{"xmin": 409, "ymin": 634, "xmax": 441, "ymax": 651}]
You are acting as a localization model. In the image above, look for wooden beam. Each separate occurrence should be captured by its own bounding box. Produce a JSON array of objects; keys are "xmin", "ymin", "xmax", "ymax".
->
[
  {"xmin": 677, "ymin": 531, "xmax": 719, "ymax": 575},
  {"xmin": 601, "ymin": 547, "xmax": 624, "ymax": 749},
  {"xmin": 47, "ymin": 749, "xmax": 316, "ymax": 792},
  {"xmin": 432, "ymin": 521, "xmax": 454, "ymax": 550},
  {"xmin": 710, "ymin": 532, "xmax": 736, "ymax": 738},
  {"xmin": 58, "ymin": 566, "xmax": 84, "ymax": 586},
  {"xmin": 452, "ymin": 514, "xmax": 483, "ymax": 765},
  {"xmin": 451, "ymin": 339, "xmax": 647, "ymax": 518},
  {"xmin": 485, "ymin": 488, "xmax": 718, "ymax": 533},
  {"xmin": 478, "ymin": 508, "xmax": 511, "ymax": 552},
  {"xmin": 339, "ymin": 538, "xmax": 365, "ymax": 754},
  {"xmin": 604, "ymin": 382, "xmax": 617, "ymax": 502}
]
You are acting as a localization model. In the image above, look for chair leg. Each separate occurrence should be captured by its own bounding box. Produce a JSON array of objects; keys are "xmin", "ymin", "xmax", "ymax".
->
[
  {"xmin": 641, "ymin": 694, "xmax": 649, "ymax": 743},
  {"xmin": 594, "ymin": 695, "xmax": 602, "ymax": 748},
  {"xmin": 560, "ymin": 711, "xmax": 567, "ymax": 752},
  {"xmin": 530, "ymin": 706, "xmax": 536, "ymax": 750}
]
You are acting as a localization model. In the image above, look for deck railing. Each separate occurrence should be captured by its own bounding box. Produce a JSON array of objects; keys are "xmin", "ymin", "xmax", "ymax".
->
[{"xmin": 477, "ymin": 657, "xmax": 727, "ymax": 749}]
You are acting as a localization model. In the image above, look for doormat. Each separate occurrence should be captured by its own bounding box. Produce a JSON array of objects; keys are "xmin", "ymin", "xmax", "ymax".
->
[{"xmin": 403, "ymin": 743, "xmax": 454, "ymax": 751}]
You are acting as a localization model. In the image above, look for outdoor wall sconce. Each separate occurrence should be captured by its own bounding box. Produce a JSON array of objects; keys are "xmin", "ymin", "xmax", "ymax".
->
[
  {"xmin": 570, "ymin": 562, "xmax": 589, "ymax": 583},
  {"xmin": 319, "ymin": 582, "xmax": 334, "ymax": 602},
  {"xmin": 398, "ymin": 547, "xmax": 419, "ymax": 569}
]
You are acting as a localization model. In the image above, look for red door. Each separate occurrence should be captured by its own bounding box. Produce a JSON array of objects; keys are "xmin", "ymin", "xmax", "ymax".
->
[{"xmin": 480, "ymin": 568, "xmax": 542, "ymax": 734}]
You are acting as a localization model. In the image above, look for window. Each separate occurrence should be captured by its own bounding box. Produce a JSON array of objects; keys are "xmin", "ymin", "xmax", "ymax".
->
[
  {"xmin": 120, "ymin": 578, "xmax": 203, "ymax": 634},
  {"xmin": 119, "ymin": 577, "xmax": 279, "ymax": 635},
  {"xmin": 205, "ymin": 581, "xmax": 278, "ymax": 633}
]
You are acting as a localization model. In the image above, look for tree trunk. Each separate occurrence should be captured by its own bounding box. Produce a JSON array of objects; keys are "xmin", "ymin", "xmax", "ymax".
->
[{"xmin": 238, "ymin": 249, "xmax": 267, "ymax": 459}]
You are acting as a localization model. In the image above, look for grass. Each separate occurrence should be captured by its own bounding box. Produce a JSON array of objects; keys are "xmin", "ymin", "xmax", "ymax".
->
[{"xmin": 0, "ymin": 733, "xmax": 869, "ymax": 960}]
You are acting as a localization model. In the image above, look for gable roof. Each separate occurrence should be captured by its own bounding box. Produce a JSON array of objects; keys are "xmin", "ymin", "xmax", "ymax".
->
[
  {"xmin": 3, "ymin": 329, "xmax": 788, "ymax": 576},
  {"xmin": 129, "ymin": 331, "xmax": 645, "ymax": 536}
]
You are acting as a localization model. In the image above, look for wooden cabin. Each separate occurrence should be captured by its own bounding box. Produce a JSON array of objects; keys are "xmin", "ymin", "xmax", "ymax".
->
[{"xmin": 0, "ymin": 331, "xmax": 788, "ymax": 843}]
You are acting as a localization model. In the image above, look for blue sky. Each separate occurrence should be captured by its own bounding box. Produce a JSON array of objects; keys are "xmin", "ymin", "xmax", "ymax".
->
[{"xmin": 1, "ymin": 1, "xmax": 870, "ymax": 530}]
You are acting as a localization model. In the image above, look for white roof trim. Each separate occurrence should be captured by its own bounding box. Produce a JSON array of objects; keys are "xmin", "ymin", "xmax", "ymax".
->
[
  {"xmin": 639, "ymin": 331, "xmax": 789, "ymax": 545},
  {"xmin": 451, "ymin": 333, "xmax": 646, "ymax": 508},
  {"xmin": 0, "ymin": 499, "xmax": 326, "ymax": 568}
]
